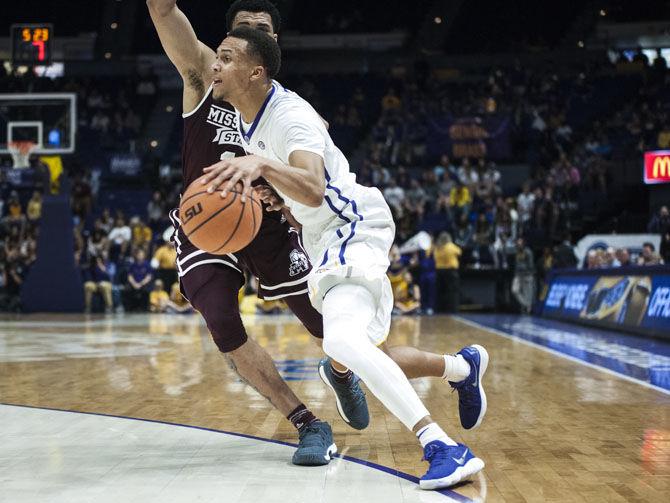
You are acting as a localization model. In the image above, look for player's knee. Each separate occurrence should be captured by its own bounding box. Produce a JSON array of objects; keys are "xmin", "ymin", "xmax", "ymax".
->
[
  {"xmin": 195, "ymin": 302, "xmax": 248, "ymax": 353},
  {"xmin": 322, "ymin": 329, "xmax": 362, "ymax": 364}
]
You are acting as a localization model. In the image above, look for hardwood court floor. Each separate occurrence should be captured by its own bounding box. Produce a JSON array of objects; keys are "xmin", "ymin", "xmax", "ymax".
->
[{"xmin": 0, "ymin": 313, "xmax": 668, "ymax": 502}]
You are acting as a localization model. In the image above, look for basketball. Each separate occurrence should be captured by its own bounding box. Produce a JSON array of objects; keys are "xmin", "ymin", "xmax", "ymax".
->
[{"xmin": 179, "ymin": 174, "xmax": 262, "ymax": 254}]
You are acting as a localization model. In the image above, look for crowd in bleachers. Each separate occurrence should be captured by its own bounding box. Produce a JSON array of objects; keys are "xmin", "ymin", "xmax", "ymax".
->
[
  {"xmin": 0, "ymin": 190, "xmax": 42, "ymax": 311},
  {"xmin": 2, "ymin": 51, "xmax": 670, "ymax": 314}
]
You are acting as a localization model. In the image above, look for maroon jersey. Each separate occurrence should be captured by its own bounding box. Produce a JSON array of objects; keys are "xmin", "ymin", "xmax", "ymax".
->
[
  {"xmin": 182, "ymin": 90, "xmax": 245, "ymax": 189},
  {"xmin": 173, "ymin": 86, "xmax": 312, "ymax": 300}
]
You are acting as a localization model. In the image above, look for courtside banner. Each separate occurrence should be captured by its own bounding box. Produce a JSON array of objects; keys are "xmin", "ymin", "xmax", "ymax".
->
[
  {"xmin": 542, "ymin": 267, "xmax": 670, "ymax": 338},
  {"xmin": 644, "ymin": 150, "xmax": 670, "ymax": 184}
]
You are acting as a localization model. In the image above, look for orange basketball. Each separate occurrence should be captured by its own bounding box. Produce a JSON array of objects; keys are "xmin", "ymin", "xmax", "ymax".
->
[{"xmin": 179, "ymin": 174, "xmax": 263, "ymax": 255}]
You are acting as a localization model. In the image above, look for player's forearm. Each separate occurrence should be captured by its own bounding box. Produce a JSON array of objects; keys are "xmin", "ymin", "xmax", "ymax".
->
[
  {"xmin": 260, "ymin": 159, "xmax": 325, "ymax": 208},
  {"xmin": 147, "ymin": 0, "xmax": 210, "ymax": 78},
  {"xmin": 146, "ymin": 0, "xmax": 176, "ymax": 18}
]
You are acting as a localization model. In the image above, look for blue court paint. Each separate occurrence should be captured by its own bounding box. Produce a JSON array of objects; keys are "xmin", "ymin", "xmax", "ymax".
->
[
  {"xmin": 0, "ymin": 402, "xmax": 473, "ymax": 502},
  {"xmin": 273, "ymin": 358, "xmax": 320, "ymax": 381},
  {"xmin": 457, "ymin": 314, "xmax": 670, "ymax": 393}
]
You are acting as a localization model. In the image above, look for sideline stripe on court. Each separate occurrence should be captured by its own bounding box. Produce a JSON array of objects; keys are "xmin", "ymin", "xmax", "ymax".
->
[
  {"xmin": 0, "ymin": 402, "xmax": 474, "ymax": 502},
  {"xmin": 453, "ymin": 315, "xmax": 670, "ymax": 396}
]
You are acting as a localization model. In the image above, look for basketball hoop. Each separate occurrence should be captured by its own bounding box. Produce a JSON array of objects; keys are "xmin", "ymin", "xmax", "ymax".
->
[{"xmin": 8, "ymin": 141, "xmax": 37, "ymax": 168}]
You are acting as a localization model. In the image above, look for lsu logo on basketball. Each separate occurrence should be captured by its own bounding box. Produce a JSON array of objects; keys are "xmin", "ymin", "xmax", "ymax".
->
[{"xmin": 182, "ymin": 202, "xmax": 203, "ymax": 223}]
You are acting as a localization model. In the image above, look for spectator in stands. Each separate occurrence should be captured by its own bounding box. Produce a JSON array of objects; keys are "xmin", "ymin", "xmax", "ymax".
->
[
  {"xmin": 434, "ymin": 153, "xmax": 458, "ymax": 181},
  {"xmin": 604, "ymin": 247, "xmax": 620, "ymax": 268},
  {"xmin": 512, "ymin": 237, "xmax": 535, "ymax": 314},
  {"xmin": 130, "ymin": 216, "xmax": 152, "ymax": 252},
  {"xmin": 6, "ymin": 191, "xmax": 23, "ymax": 221},
  {"xmin": 433, "ymin": 232, "xmax": 461, "ymax": 313},
  {"xmin": 586, "ymin": 249, "xmax": 601, "ymax": 269},
  {"xmin": 458, "ymin": 158, "xmax": 479, "ymax": 190},
  {"xmin": 88, "ymin": 227, "xmax": 109, "ymax": 258},
  {"xmin": 83, "ymin": 251, "xmax": 114, "ymax": 314},
  {"xmin": 149, "ymin": 279, "xmax": 192, "ymax": 313},
  {"xmin": 416, "ymin": 248, "xmax": 436, "ymax": 315},
  {"xmin": 648, "ymin": 206, "xmax": 670, "ymax": 236},
  {"xmin": 169, "ymin": 281, "xmax": 193, "ymax": 313},
  {"xmin": 1, "ymin": 260, "xmax": 24, "ymax": 312},
  {"xmin": 516, "ymin": 182, "xmax": 535, "ymax": 227},
  {"xmin": 99, "ymin": 208, "xmax": 114, "ymax": 233},
  {"xmin": 657, "ymin": 123, "xmax": 670, "ymax": 149},
  {"xmin": 152, "ymin": 238, "xmax": 177, "ymax": 288},
  {"xmin": 124, "ymin": 248, "xmax": 153, "ymax": 311},
  {"xmin": 90, "ymin": 110, "xmax": 110, "ymax": 133},
  {"xmin": 20, "ymin": 229, "xmax": 37, "ymax": 270},
  {"xmin": 108, "ymin": 217, "xmax": 131, "ymax": 260},
  {"xmin": 383, "ymin": 178, "xmax": 405, "ymax": 212},
  {"xmin": 71, "ymin": 175, "xmax": 92, "ymax": 220},
  {"xmin": 472, "ymin": 213, "xmax": 494, "ymax": 266},
  {"xmin": 406, "ymin": 179, "xmax": 427, "ymax": 211},
  {"xmin": 147, "ymin": 191, "xmax": 165, "ymax": 231},
  {"xmin": 449, "ymin": 181, "xmax": 471, "ymax": 223},
  {"xmin": 381, "ymin": 88, "xmax": 401, "ymax": 112},
  {"xmin": 149, "ymin": 279, "xmax": 170, "ymax": 313},
  {"xmin": 638, "ymin": 242, "xmax": 664, "ymax": 266},
  {"xmin": 553, "ymin": 234, "xmax": 578, "ymax": 269},
  {"xmin": 660, "ymin": 232, "xmax": 670, "ymax": 264},
  {"xmin": 392, "ymin": 271, "xmax": 421, "ymax": 315},
  {"xmin": 615, "ymin": 248, "xmax": 632, "ymax": 267},
  {"xmin": 26, "ymin": 191, "xmax": 42, "ymax": 222}
]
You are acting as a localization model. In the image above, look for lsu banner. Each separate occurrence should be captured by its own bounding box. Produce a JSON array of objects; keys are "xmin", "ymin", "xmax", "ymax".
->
[
  {"xmin": 426, "ymin": 115, "xmax": 512, "ymax": 161},
  {"xmin": 542, "ymin": 267, "xmax": 670, "ymax": 338},
  {"xmin": 644, "ymin": 150, "xmax": 670, "ymax": 184}
]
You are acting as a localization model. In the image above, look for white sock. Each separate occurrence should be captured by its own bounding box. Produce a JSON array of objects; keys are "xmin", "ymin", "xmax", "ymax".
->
[
  {"xmin": 322, "ymin": 283, "xmax": 430, "ymax": 430},
  {"xmin": 442, "ymin": 354, "xmax": 471, "ymax": 382},
  {"xmin": 416, "ymin": 423, "xmax": 457, "ymax": 448}
]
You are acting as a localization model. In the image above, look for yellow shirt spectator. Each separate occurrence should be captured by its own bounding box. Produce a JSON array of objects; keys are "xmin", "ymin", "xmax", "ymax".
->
[
  {"xmin": 433, "ymin": 243, "xmax": 462, "ymax": 270},
  {"xmin": 170, "ymin": 282, "xmax": 189, "ymax": 308},
  {"xmin": 449, "ymin": 186, "xmax": 471, "ymax": 208},
  {"xmin": 150, "ymin": 290, "xmax": 170, "ymax": 312},
  {"xmin": 658, "ymin": 129, "xmax": 670, "ymax": 149},
  {"xmin": 27, "ymin": 192, "xmax": 42, "ymax": 220},
  {"xmin": 153, "ymin": 243, "xmax": 177, "ymax": 270},
  {"xmin": 132, "ymin": 225, "xmax": 152, "ymax": 248}
]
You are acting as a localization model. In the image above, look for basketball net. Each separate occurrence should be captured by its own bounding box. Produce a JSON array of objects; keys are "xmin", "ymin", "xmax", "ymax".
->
[{"xmin": 8, "ymin": 141, "xmax": 37, "ymax": 168}]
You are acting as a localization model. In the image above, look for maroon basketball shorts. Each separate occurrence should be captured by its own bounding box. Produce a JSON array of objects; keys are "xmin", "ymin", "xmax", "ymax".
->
[{"xmin": 168, "ymin": 208, "xmax": 321, "ymax": 352}]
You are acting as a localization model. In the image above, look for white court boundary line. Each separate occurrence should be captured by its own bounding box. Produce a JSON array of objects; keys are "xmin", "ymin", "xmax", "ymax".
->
[{"xmin": 452, "ymin": 315, "xmax": 670, "ymax": 397}]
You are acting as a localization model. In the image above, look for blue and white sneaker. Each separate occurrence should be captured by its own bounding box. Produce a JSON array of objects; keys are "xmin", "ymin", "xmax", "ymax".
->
[
  {"xmin": 318, "ymin": 358, "xmax": 370, "ymax": 430},
  {"xmin": 420, "ymin": 441, "xmax": 485, "ymax": 490},
  {"xmin": 449, "ymin": 344, "xmax": 489, "ymax": 430},
  {"xmin": 292, "ymin": 420, "xmax": 337, "ymax": 466}
]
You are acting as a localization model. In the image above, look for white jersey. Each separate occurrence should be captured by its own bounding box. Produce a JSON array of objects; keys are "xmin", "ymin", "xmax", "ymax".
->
[
  {"xmin": 239, "ymin": 81, "xmax": 358, "ymax": 231},
  {"xmin": 239, "ymin": 81, "xmax": 395, "ymax": 344}
]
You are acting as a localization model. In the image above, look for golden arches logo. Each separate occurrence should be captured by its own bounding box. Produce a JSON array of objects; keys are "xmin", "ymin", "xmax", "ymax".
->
[{"xmin": 653, "ymin": 156, "xmax": 670, "ymax": 178}]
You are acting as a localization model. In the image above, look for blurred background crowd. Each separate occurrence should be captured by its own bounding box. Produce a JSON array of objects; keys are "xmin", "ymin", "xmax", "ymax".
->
[{"xmin": 1, "ymin": 0, "xmax": 669, "ymax": 314}]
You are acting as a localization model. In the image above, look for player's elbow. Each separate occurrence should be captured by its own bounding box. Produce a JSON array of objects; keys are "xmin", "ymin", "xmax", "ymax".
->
[{"xmin": 303, "ymin": 191, "xmax": 324, "ymax": 208}]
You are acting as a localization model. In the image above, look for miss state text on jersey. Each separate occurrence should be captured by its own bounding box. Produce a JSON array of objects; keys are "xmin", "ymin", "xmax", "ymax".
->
[{"xmin": 206, "ymin": 104, "xmax": 243, "ymax": 146}]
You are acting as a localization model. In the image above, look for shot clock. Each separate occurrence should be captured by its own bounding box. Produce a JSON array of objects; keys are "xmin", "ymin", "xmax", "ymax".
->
[{"xmin": 11, "ymin": 24, "xmax": 54, "ymax": 64}]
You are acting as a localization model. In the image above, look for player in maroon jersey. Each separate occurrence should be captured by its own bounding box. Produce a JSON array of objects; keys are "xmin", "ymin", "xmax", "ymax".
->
[
  {"xmin": 148, "ymin": 0, "xmax": 487, "ymax": 467},
  {"xmin": 149, "ymin": 0, "xmax": 340, "ymax": 466}
]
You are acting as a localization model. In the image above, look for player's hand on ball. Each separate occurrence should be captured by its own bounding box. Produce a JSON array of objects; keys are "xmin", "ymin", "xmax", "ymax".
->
[
  {"xmin": 202, "ymin": 155, "xmax": 264, "ymax": 202},
  {"xmin": 254, "ymin": 185, "xmax": 284, "ymax": 211}
]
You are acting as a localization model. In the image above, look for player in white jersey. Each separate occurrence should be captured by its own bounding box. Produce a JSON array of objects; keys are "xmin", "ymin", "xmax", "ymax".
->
[{"xmin": 201, "ymin": 27, "xmax": 488, "ymax": 490}]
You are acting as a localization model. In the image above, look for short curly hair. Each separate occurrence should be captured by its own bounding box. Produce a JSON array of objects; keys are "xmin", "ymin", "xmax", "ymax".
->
[
  {"xmin": 226, "ymin": 0, "xmax": 281, "ymax": 33},
  {"xmin": 228, "ymin": 26, "xmax": 281, "ymax": 79}
]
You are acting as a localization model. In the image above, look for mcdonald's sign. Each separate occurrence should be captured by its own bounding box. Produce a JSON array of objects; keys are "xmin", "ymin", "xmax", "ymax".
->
[{"xmin": 644, "ymin": 151, "xmax": 670, "ymax": 184}]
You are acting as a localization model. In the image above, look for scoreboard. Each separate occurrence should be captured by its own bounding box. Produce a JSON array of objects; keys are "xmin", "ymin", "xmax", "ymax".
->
[{"xmin": 11, "ymin": 24, "xmax": 53, "ymax": 64}]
